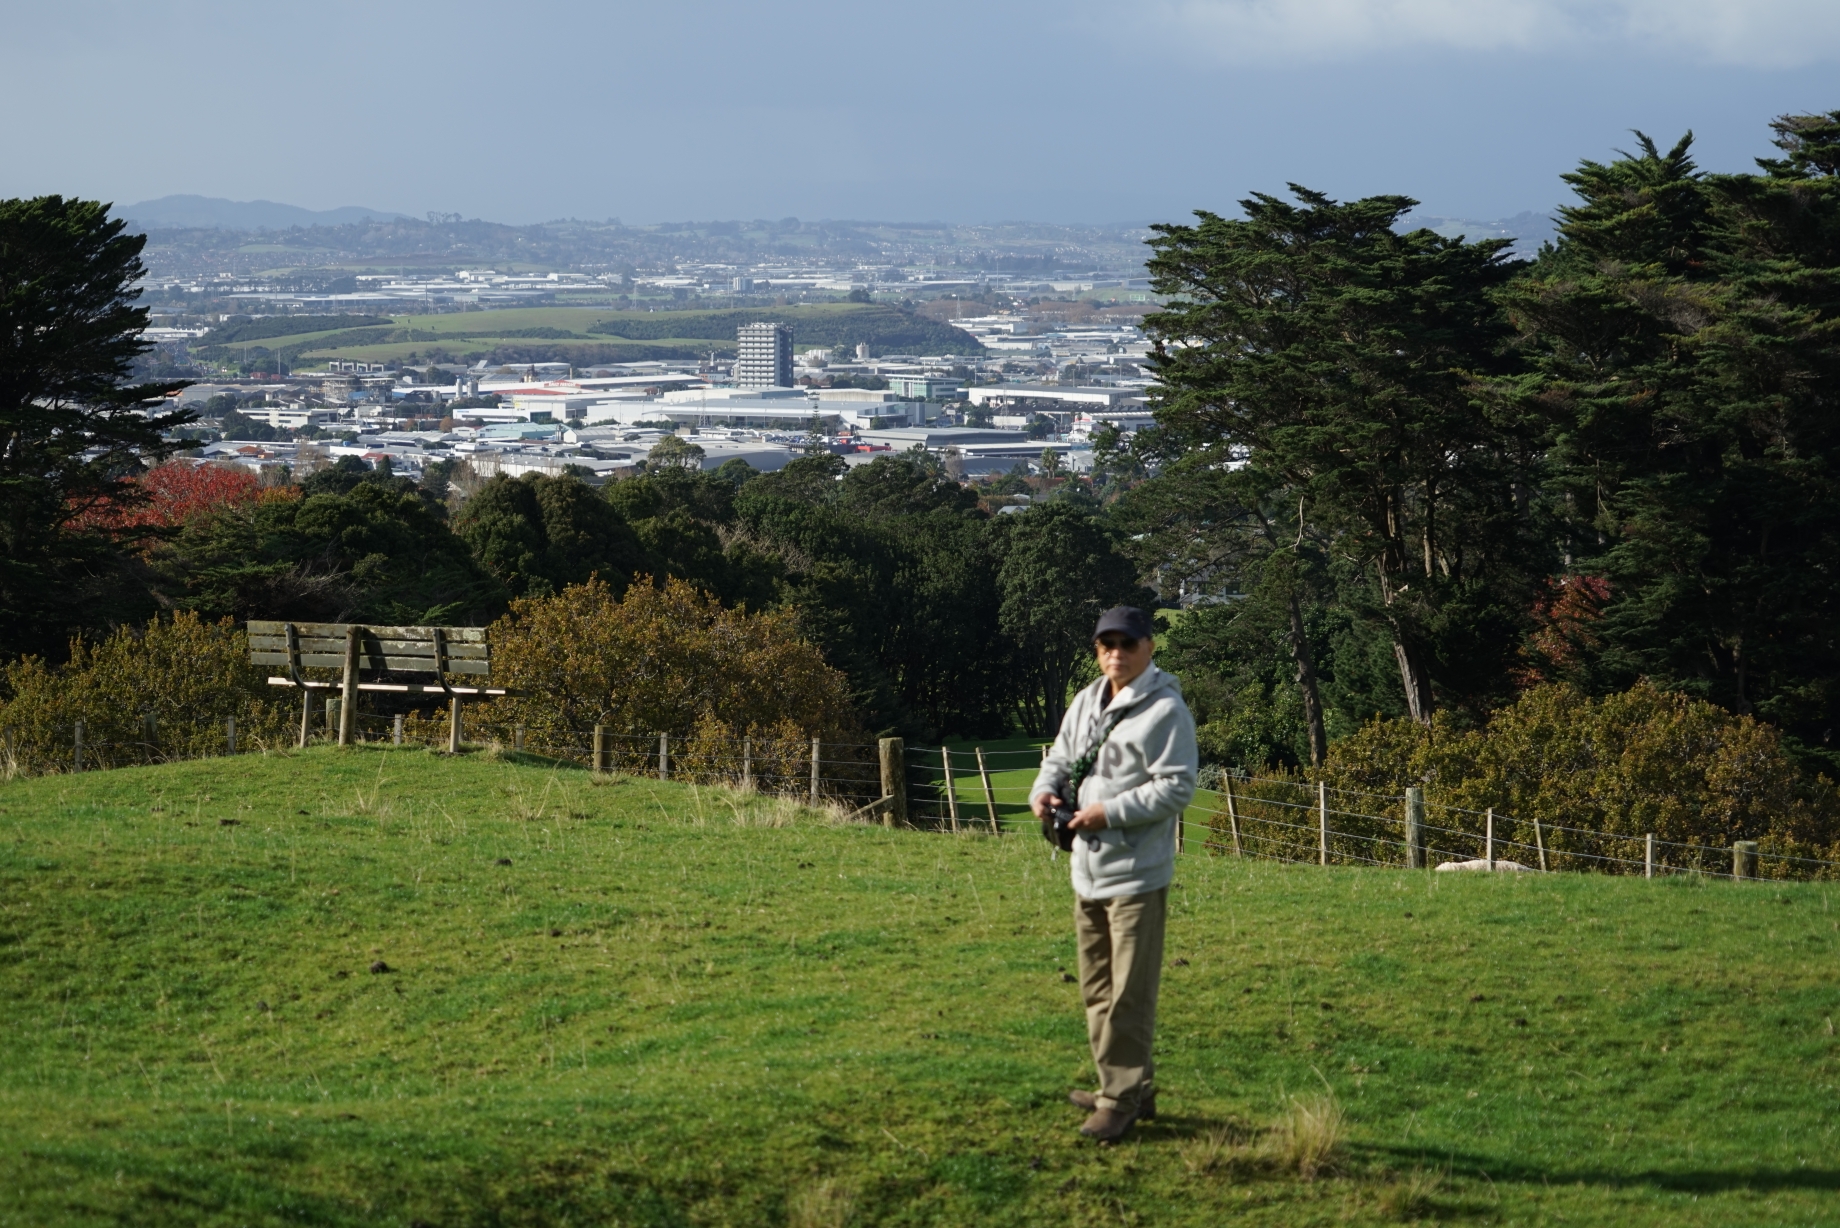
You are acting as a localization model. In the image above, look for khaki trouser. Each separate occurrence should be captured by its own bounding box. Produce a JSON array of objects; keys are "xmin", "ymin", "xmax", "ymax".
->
[{"xmin": 1074, "ymin": 886, "xmax": 1167, "ymax": 1112}]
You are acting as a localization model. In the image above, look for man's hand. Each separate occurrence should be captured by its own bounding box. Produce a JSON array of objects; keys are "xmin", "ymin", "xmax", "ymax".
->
[
  {"xmin": 1068, "ymin": 803, "xmax": 1107, "ymax": 832},
  {"xmin": 1031, "ymin": 792, "xmax": 1062, "ymax": 820}
]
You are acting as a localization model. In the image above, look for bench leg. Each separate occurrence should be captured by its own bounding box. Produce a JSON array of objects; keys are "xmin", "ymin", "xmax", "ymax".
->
[
  {"xmin": 338, "ymin": 625, "xmax": 358, "ymax": 747},
  {"xmin": 448, "ymin": 697, "xmax": 462, "ymax": 754}
]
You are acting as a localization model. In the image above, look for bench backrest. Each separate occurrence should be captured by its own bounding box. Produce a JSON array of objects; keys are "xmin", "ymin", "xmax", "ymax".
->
[{"xmin": 247, "ymin": 621, "xmax": 491, "ymax": 680}]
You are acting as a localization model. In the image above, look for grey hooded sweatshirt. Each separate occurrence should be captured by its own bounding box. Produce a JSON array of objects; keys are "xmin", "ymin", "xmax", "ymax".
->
[{"xmin": 1029, "ymin": 663, "xmax": 1198, "ymax": 900}]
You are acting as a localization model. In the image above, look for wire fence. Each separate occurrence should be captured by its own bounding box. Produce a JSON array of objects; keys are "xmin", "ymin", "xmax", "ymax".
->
[
  {"xmin": 5, "ymin": 708, "xmax": 1835, "ymax": 883},
  {"xmin": 0, "ymin": 702, "xmax": 894, "ymax": 809},
  {"xmin": 895, "ymin": 747, "xmax": 1840, "ymax": 883}
]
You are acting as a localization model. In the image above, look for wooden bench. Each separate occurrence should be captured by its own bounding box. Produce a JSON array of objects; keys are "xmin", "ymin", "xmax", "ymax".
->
[{"xmin": 248, "ymin": 621, "xmax": 512, "ymax": 750}]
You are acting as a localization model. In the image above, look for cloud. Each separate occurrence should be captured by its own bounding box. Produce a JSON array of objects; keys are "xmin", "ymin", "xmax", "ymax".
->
[{"xmin": 1144, "ymin": 0, "xmax": 1840, "ymax": 67}]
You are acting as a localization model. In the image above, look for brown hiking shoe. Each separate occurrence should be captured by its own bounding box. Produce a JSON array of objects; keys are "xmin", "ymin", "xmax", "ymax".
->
[
  {"xmin": 1079, "ymin": 1105, "xmax": 1139, "ymax": 1143},
  {"xmin": 1068, "ymin": 1089, "xmax": 1156, "ymax": 1120}
]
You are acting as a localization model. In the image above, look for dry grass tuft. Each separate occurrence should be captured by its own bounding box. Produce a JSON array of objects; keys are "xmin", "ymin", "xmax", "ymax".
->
[
  {"xmin": 503, "ymin": 770, "xmax": 583, "ymax": 823},
  {"xmin": 1178, "ymin": 1122, "xmax": 1259, "ymax": 1178},
  {"xmin": 1271, "ymin": 1092, "xmax": 1346, "ymax": 1180},
  {"xmin": 787, "ymin": 1178, "xmax": 856, "ymax": 1228},
  {"xmin": 347, "ymin": 759, "xmax": 393, "ymax": 817},
  {"xmin": 704, "ymin": 787, "xmax": 838, "ymax": 829},
  {"xmin": 1376, "ymin": 1165, "xmax": 1444, "ymax": 1220}
]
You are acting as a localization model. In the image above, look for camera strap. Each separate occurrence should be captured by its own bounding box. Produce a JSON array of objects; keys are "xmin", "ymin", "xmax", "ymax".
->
[{"xmin": 1067, "ymin": 701, "xmax": 1125, "ymax": 802}]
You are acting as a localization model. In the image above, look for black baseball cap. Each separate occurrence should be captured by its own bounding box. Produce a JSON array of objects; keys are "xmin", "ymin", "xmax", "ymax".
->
[{"xmin": 1093, "ymin": 606, "xmax": 1154, "ymax": 642}]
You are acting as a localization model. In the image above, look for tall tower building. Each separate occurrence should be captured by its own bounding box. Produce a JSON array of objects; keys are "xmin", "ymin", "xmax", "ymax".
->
[{"xmin": 735, "ymin": 321, "xmax": 793, "ymax": 388}]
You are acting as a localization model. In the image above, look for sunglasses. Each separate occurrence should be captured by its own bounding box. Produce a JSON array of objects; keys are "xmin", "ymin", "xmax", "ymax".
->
[{"xmin": 1096, "ymin": 635, "xmax": 1141, "ymax": 652}]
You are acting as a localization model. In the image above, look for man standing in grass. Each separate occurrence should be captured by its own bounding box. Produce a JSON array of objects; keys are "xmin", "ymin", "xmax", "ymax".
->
[{"xmin": 1030, "ymin": 606, "xmax": 1197, "ymax": 1143}]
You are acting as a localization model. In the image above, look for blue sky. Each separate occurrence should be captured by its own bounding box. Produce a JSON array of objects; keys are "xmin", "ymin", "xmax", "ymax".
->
[{"xmin": 3, "ymin": 0, "xmax": 1836, "ymax": 226}]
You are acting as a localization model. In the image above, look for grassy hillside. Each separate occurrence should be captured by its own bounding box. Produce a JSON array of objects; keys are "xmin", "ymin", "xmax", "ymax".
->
[
  {"xmin": 2, "ymin": 748, "xmax": 1835, "ymax": 1226},
  {"xmin": 256, "ymin": 304, "xmax": 982, "ymax": 367}
]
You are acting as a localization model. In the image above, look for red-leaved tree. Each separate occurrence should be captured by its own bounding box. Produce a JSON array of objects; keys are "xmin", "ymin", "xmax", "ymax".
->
[{"xmin": 72, "ymin": 461, "xmax": 264, "ymax": 535}]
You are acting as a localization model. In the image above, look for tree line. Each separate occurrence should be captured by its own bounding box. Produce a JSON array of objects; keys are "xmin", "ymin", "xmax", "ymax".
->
[{"xmin": 1127, "ymin": 109, "xmax": 1840, "ymax": 775}]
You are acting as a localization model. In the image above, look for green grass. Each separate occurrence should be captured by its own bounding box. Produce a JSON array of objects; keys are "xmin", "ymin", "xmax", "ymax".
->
[
  {"xmin": 2, "ymin": 747, "xmax": 1837, "ymax": 1226},
  {"xmin": 272, "ymin": 303, "xmax": 973, "ymax": 365}
]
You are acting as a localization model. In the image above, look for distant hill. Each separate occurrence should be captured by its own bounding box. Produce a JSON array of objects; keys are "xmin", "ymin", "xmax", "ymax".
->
[{"xmin": 117, "ymin": 195, "xmax": 409, "ymax": 231}]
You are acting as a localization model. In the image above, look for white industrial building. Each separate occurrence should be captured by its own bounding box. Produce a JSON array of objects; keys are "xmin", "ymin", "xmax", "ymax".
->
[
  {"xmin": 245, "ymin": 406, "xmax": 344, "ymax": 431},
  {"xmin": 1069, "ymin": 409, "xmax": 1158, "ymax": 440},
  {"xmin": 964, "ymin": 385, "xmax": 1146, "ymax": 411}
]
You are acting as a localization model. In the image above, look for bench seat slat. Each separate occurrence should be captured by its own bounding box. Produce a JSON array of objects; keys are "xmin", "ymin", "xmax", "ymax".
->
[
  {"xmin": 250, "ymin": 652, "xmax": 491, "ymax": 674},
  {"xmin": 248, "ymin": 636, "xmax": 489, "ymax": 659},
  {"xmin": 247, "ymin": 620, "xmax": 487, "ymax": 643},
  {"xmin": 266, "ymin": 678, "xmax": 515, "ymax": 695}
]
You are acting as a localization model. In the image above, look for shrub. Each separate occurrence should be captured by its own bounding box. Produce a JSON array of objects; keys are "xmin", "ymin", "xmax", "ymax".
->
[
  {"xmin": 1205, "ymin": 681, "xmax": 1840, "ymax": 875},
  {"xmin": 0, "ymin": 612, "xmax": 295, "ymax": 774},
  {"xmin": 479, "ymin": 578, "xmax": 871, "ymax": 792}
]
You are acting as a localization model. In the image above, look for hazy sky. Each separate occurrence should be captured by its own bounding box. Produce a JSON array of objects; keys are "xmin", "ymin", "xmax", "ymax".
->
[{"xmin": 3, "ymin": 0, "xmax": 1836, "ymax": 226}]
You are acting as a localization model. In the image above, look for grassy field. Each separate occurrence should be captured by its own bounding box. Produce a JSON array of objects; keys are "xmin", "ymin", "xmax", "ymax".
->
[
  {"xmin": 2, "ymin": 747, "xmax": 1836, "ymax": 1226},
  {"xmin": 251, "ymin": 303, "xmax": 980, "ymax": 366}
]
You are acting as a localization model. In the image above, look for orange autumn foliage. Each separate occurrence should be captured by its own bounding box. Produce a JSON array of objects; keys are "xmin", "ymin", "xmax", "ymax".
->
[
  {"xmin": 72, "ymin": 461, "xmax": 289, "ymax": 536},
  {"xmin": 483, "ymin": 577, "xmax": 868, "ymax": 776}
]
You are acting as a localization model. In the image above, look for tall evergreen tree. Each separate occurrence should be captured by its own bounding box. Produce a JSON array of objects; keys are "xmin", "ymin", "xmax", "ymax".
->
[
  {"xmin": 1506, "ymin": 123, "xmax": 1840, "ymax": 758},
  {"xmin": 0, "ymin": 197, "xmax": 191, "ymax": 657},
  {"xmin": 1143, "ymin": 189, "xmax": 1539, "ymax": 725}
]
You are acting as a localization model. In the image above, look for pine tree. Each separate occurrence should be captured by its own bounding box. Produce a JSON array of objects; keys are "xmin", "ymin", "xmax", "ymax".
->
[
  {"xmin": 1144, "ymin": 188, "xmax": 1539, "ymax": 725},
  {"xmin": 0, "ymin": 196, "xmax": 192, "ymax": 657},
  {"xmin": 1507, "ymin": 122, "xmax": 1840, "ymax": 761}
]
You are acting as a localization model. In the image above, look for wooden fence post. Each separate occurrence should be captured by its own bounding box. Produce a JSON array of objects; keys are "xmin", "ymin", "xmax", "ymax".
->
[
  {"xmin": 1533, "ymin": 815, "xmax": 1548, "ymax": 872},
  {"xmin": 593, "ymin": 725, "xmax": 608, "ymax": 775},
  {"xmin": 810, "ymin": 737, "xmax": 821, "ymax": 805},
  {"xmin": 1485, "ymin": 807, "xmax": 1495, "ymax": 866},
  {"xmin": 1224, "ymin": 774, "xmax": 1242, "ymax": 856},
  {"xmin": 2, "ymin": 728, "xmax": 15, "ymax": 778},
  {"xmin": 338, "ymin": 625, "xmax": 359, "ymax": 746},
  {"xmin": 878, "ymin": 737, "xmax": 907, "ymax": 828},
  {"xmin": 447, "ymin": 697, "xmax": 462, "ymax": 754},
  {"xmin": 325, "ymin": 697, "xmax": 338, "ymax": 739},
  {"xmin": 1405, "ymin": 786, "xmax": 1425, "ymax": 869},
  {"xmin": 658, "ymin": 733, "xmax": 669, "ymax": 780},
  {"xmin": 514, "ymin": 724, "xmax": 525, "ymax": 752},
  {"xmin": 975, "ymin": 747, "xmax": 998, "ymax": 833},
  {"xmin": 941, "ymin": 746, "xmax": 960, "ymax": 832},
  {"xmin": 1318, "ymin": 780, "xmax": 1328, "ymax": 866},
  {"xmin": 393, "ymin": 713, "xmax": 404, "ymax": 746},
  {"xmin": 142, "ymin": 711, "xmax": 157, "ymax": 750},
  {"xmin": 73, "ymin": 720, "xmax": 84, "ymax": 773},
  {"xmin": 741, "ymin": 737, "xmax": 754, "ymax": 791},
  {"xmin": 1733, "ymin": 840, "xmax": 1759, "ymax": 880},
  {"xmin": 1645, "ymin": 832, "xmax": 1655, "ymax": 879},
  {"xmin": 298, "ymin": 690, "xmax": 314, "ymax": 749},
  {"xmin": 226, "ymin": 715, "xmax": 236, "ymax": 756}
]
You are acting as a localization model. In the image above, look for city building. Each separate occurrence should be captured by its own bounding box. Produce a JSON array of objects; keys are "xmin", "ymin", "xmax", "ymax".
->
[
  {"xmin": 246, "ymin": 406, "xmax": 343, "ymax": 431},
  {"xmin": 964, "ymin": 385, "xmax": 1146, "ymax": 412},
  {"xmin": 1069, "ymin": 409, "xmax": 1158, "ymax": 440},
  {"xmin": 590, "ymin": 400, "xmax": 840, "ymax": 431},
  {"xmin": 886, "ymin": 375, "xmax": 961, "ymax": 401},
  {"xmin": 736, "ymin": 322, "xmax": 793, "ymax": 388}
]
